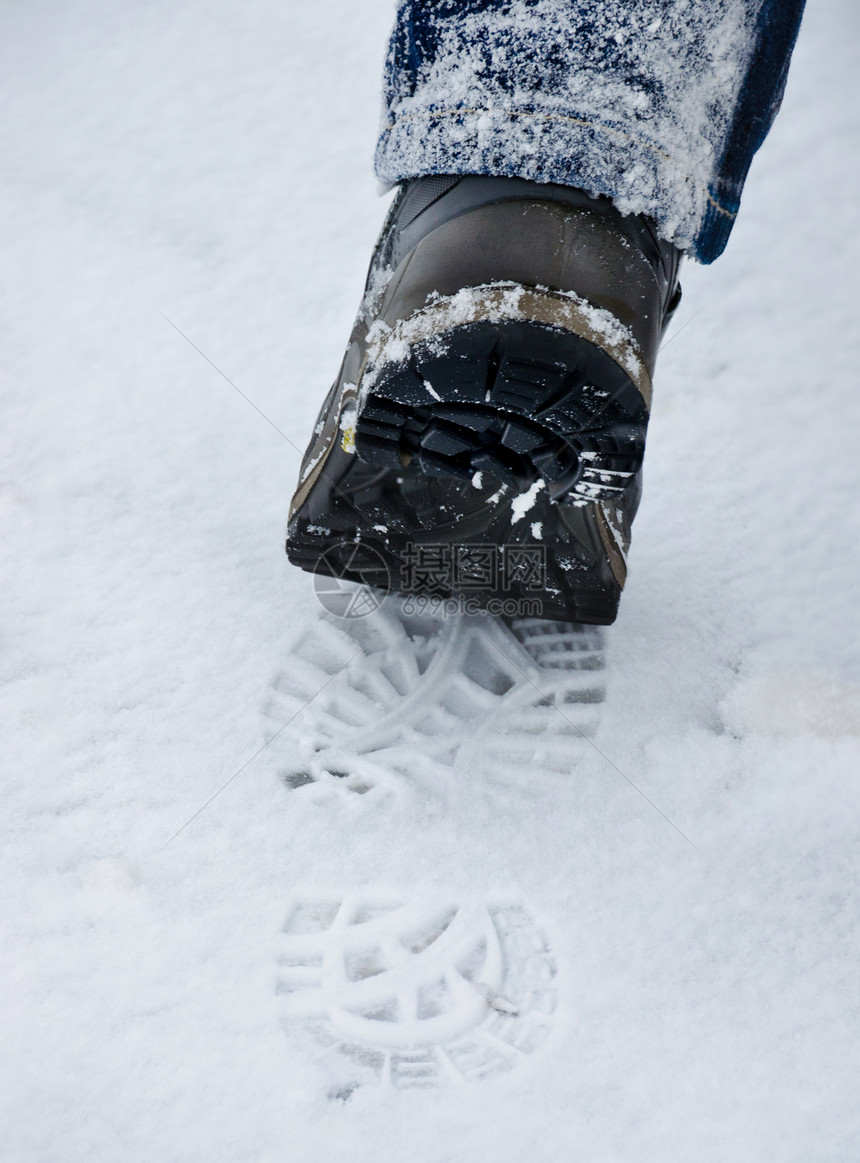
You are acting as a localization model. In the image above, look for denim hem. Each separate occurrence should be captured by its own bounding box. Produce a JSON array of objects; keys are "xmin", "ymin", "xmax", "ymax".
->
[{"xmin": 375, "ymin": 104, "xmax": 735, "ymax": 263}]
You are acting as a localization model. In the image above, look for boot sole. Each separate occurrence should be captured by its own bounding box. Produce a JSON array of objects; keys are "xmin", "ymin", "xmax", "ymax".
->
[{"xmin": 287, "ymin": 313, "xmax": 648, "ymax": 624}]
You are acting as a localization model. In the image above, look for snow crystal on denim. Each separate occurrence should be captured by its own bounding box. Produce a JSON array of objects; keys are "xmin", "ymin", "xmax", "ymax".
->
[{"xmin": 375, "ymin": 0, "xmax": 785, "ymax": 261}]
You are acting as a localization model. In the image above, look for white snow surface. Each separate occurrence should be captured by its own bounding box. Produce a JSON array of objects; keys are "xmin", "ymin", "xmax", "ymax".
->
[{"xmin": 2, "ymin": 2, "xmax": 860, "ymax": 1160}]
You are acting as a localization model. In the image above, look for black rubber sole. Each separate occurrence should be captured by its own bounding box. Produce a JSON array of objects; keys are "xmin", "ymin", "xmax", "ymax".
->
[
  {"xmin": 357, "ymin": 320, "xmax": 646, "ymax": 503},
  {"xmin": 287, "ymin": 320, "xmax": 645, "ymax": 625}
]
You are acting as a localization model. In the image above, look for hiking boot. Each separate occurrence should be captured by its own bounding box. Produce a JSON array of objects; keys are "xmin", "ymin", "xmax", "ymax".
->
[{"xmin": 286, "ymin": 175, "xmax": 682, "ymax": 624}]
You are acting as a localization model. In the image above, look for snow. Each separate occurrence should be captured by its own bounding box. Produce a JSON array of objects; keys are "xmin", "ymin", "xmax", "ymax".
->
[
  {"xmin": 2, "ymin": 1, "xmax": 860, "ymax": 1161},
  {"xmin": 338, "ymin": 400, "xmax": 358, "ymax": 431},
  {"xmin": 510, "ymin": 479, "xmax": 546, "ymax": 523}
]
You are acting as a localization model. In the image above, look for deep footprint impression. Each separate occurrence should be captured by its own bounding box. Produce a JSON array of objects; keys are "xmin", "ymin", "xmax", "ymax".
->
[
  {"xmin": 264, "ymin": 602, "xmax": 606, "ymax": 795},
  {"xmin": 275, "ymin": 893, "xmax": 557, "ymax": 1090}
]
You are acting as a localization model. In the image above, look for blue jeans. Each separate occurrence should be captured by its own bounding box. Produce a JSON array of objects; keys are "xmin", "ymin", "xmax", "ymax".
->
[{"xmin": 375, "ymin": 0, "xmax": 806, "ymax": 262}]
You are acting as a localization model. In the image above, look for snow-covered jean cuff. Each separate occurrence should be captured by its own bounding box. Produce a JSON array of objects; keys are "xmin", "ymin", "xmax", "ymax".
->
[{"xmin": 375, "ymin": 0, "xmax": 806, "ymax": 263}]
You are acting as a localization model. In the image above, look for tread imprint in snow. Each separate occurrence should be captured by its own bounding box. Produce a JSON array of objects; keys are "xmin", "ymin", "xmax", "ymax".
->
[
  {"xmin": 275, "ymin": 893, "xmax": 557, "ymax": 1091},
  {"xmin": 263, "ymin": 604, "xmax": 606, "ymax": 796}
]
